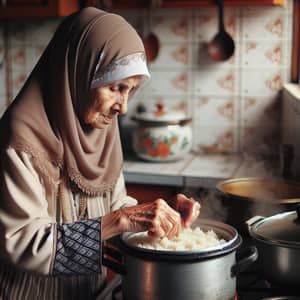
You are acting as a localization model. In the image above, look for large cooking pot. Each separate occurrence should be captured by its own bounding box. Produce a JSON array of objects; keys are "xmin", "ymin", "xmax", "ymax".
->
[
  {"xmin": 216, "ymin": 177, "xmax": 300, "ymax": 234},
  {"xmin": 247, "ymin": 206, "xmax": 300, "ymax": 286},
  {"xmin": 131, "ymin": 103, "xmax": 192, "ymax": 162},
  {"xmin": 103, "ymin": 218, "xmax": 258, "ymax": 300}
]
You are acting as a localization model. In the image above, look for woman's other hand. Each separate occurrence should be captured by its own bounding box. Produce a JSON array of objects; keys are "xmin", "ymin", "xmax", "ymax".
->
[
  {"xmin": 167, "ymin": 193, "xmax": 201, "ymax": 228},
  {"xmin": 119, "ymin": 199, "xmax": 181, "ymax": 239}
]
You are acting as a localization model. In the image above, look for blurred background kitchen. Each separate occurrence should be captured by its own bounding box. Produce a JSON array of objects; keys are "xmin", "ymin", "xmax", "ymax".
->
[{"xmin": 1, "ymin": 0, "xmax": 300, "ymax": 222}]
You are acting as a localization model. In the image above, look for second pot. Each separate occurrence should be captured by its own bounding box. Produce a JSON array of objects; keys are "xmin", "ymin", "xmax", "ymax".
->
[
  {"xmin": 247, "ymin": 207, "xmax": 300, "ymax": 286},
  {"xmin": 216, "ymin": 177, "xmax": 300, "ymax": 234}
]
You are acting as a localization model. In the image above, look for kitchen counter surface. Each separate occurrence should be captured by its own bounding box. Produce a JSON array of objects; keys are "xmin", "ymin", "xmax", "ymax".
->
[{"xmin": 123, "ymin": 152, "xmax": 278, "ymax": 188}]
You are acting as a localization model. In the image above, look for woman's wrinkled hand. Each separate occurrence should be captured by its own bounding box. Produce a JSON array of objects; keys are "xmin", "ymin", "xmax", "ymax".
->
[
  {"xmin": 167, "ymin": 193, "xmax": 201, "ymax": 228},
  {"xmin": 119, "ymin": 199, "xmax": 181, "ymax": 239}
]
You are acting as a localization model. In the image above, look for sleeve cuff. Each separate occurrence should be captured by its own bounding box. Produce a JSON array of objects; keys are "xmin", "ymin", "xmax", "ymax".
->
[{"xmin": 53, "ymin": 217, "xmax": 102, "ymax": 276}]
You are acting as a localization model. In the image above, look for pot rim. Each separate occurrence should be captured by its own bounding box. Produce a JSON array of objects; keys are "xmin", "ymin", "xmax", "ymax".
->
[
  {"xmin": 118, "ymin": 218, "xmax": 242, "ymax": 262},
  {"xmin": 216, "ymin": 177, "xmax": 300, "ymax": 204}
]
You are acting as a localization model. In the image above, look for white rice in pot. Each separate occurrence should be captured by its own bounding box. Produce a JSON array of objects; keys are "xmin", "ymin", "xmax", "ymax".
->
[{"xmin": 128, "ymin": 227, "xmax": 226, "ymax": 251}]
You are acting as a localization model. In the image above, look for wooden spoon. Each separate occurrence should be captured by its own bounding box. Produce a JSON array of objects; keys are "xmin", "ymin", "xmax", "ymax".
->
[{"xmin": 207, "ymin": 0, "xmax": 235, "ymax": 62}]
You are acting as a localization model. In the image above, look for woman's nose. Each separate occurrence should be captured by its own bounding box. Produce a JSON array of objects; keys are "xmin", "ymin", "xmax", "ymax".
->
[{"xmin": 119, "ymin": 94, "xmax": 128, "ymax": 115}]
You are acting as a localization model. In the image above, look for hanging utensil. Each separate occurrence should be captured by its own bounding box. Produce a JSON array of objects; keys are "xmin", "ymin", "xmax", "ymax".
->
[
  {"xmin": 207, "ymin": 0, "xmax": 235, "ymax": 62},
  {"xmin": 142, "ymin": 0, "xmax": 160, "ymax": 63}
]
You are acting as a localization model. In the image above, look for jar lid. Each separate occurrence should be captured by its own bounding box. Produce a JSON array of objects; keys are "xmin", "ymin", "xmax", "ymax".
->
[
  {"xmin": 250, "ymin": 207, "xmax": 300, "ymax": 246},
  {"xmin": 133, "ymin": 103, "xmax": 188, "ymax": 124}
]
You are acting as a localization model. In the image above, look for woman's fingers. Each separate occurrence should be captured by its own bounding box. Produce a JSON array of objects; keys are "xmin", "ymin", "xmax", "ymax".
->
[
  {"xmin": 148, "ymin": 199, "xmax": 181, "ymax": 238},
  {"xmin": 168, "ymin": 194, "xmax": 201, "ymax": 228},
  {"xmin": 121, "ymin": 199, "xmax": 181, "ymax": 238},
  {"xmin": 183, "ymin": 199, "xmax": 201, "ymax": 227}
]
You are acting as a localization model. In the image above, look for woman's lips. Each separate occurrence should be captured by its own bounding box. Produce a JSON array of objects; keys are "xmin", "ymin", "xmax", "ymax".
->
[{"xmin": 103, "ymin": 115, "xmax": 113, "ymax": 124}]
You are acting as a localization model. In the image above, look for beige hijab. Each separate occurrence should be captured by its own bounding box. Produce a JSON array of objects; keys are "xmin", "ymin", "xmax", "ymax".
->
[{"xmin": 0, "ymin": 7, "xmax": 148, "ymax": 196}]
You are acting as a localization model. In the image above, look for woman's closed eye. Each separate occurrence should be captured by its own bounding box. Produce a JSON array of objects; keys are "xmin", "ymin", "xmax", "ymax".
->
[{"xmin": 110, "ymin": 83, "xmax": 128, "ymax": 93}]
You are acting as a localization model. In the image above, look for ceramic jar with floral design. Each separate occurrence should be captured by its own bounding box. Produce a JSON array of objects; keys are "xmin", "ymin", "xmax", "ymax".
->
[{"xmin": 131, "ymin": 104, "xmax": 193, "ymax": 162}]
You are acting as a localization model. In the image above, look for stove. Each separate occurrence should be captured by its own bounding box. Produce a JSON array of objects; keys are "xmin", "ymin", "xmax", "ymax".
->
[
  {"xmin": 96, "ymin": 271, "xmax": 300, "ymax": 300},
  {"xmin": 237, "ymin": 270, "xmax": 300, "ymax": 300},
  {"xmin": 97, "ymin": 239, "xmax": 300, "ymax": 300}
]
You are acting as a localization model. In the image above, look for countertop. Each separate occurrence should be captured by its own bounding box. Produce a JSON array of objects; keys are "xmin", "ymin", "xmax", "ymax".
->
[{"xmin": 123, "ymin": 152, "xmax": 279, "ymax": 188}]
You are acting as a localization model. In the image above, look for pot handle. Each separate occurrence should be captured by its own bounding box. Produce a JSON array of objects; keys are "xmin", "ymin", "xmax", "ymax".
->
[
  {"xmin": 102, "ymin": 243, "xmax": 126, "ymax": 276},
  {"xmin": 231, "ymin": 245, "xmax": 258, "ymax": 277},
  {"xmin": 294, "ymin": 204, "xmax": 300, "ymax": 224},
  {"xmin": 245, "ymin": 215, "xmax": 265, "ymax": 234}
]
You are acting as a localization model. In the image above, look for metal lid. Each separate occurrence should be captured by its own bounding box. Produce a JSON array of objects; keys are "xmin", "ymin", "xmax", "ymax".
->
[
  {"xmin": 132, "ymin": 103, "xmax": 191, "ymax": 126},
  {"xmin": 250, "ymin": 207, "xmax": 300, "ymax": 246}
]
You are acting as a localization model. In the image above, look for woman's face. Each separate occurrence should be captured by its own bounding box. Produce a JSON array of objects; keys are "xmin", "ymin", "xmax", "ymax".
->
[{"xmin": 84, "ymin": 75, "xmax": 142, "ymax": 129}]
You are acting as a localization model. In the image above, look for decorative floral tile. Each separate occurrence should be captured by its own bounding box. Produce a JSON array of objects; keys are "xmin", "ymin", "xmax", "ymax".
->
[
  {"xmin": 192, "ymin": 96, "xmax": 240, "ymax": 154},
  {"xmin": 150, "ymin": 43, "xmax": 191, "ymax": 69},
  {"xmin": 145, "ymin": 69, "xmax": 190, "ymax": 95},
  {"xmin": 193, "ymin": 68, "xmax": 239, "ymax": 96},
  {"xmin": 241, "ymin": 95, "xmax": 281, "ymax": 128},
  {"xmin": 242, "ymin": 9, "xmax": 288, "ymax": 40},
  {"xmin": 193, "ymin": 96, "xmax": 239, "ymax": 126},
  {"xmin": 242, "ymin": 40, "xmax": 287, "ymax": 67},
  {"xmin": 241, "ymin": 69, "xmax": 286, "ymax": 97},
  {"xmin": 148, "ymin": 9, "xmax": 192, "ymax": 43},
  {"xmin": 192, "ymin": 124, "xmax": 239, "ymax": 154}
]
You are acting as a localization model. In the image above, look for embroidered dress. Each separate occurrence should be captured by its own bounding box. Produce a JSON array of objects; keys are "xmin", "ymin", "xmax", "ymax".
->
[{"xmin": 0, "ymin": 149, "xmax": 137, "ymax": 299}]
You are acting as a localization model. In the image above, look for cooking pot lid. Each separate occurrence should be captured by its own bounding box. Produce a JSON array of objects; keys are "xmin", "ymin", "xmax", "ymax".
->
[
  {"xmin": 251, "ymin": 208, "xmax": 300, "ymax": 245},
  {"xmin": 133, "ymin": 103, "xmax": 187, "ymax": 122}
]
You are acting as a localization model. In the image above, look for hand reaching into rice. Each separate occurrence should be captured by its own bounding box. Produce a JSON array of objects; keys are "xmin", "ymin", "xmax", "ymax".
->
[
  {"xmin": 167, "ymin": 194, "xmax": 201, "ymax": 228},
  {"xmin": 109, "ymin": 194, "xmax": 200, "ymax": 241},
  {"xmin": 119, "ymin": 199, "xmax": 182, "ymax": 239}
]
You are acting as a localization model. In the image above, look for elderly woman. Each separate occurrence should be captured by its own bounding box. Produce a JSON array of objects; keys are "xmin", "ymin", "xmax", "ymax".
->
[{"xmin": 0, "ymin": 7, "xmax": 200, "ymax": 299}]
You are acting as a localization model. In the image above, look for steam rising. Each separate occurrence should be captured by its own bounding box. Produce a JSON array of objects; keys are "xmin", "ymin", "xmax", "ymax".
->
[{"xmin": 182, "ymin": 154, "xmax": 297, "ymax": 232}]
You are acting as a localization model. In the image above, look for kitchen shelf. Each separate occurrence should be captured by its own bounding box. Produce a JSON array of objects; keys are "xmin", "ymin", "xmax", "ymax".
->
[
  {"xmin": 0, "ymin": 0, "xmax": 285, "ymax": 18},
  {"xmin": 159, "ymin": 0, "xmax": 285, "ymax": 8},
  {"xmin": 86, "ymin": 0, "xmax": 285, "ymax": 9},
  {"xmin": 0, "ymin": 0, "xmax": 80, "ymax": 18}
]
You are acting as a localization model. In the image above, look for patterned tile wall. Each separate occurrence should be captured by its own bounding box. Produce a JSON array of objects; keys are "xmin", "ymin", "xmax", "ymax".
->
[{"xmin": 0, "ymin": 1, "xmax": 293, "ymax": 158}]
